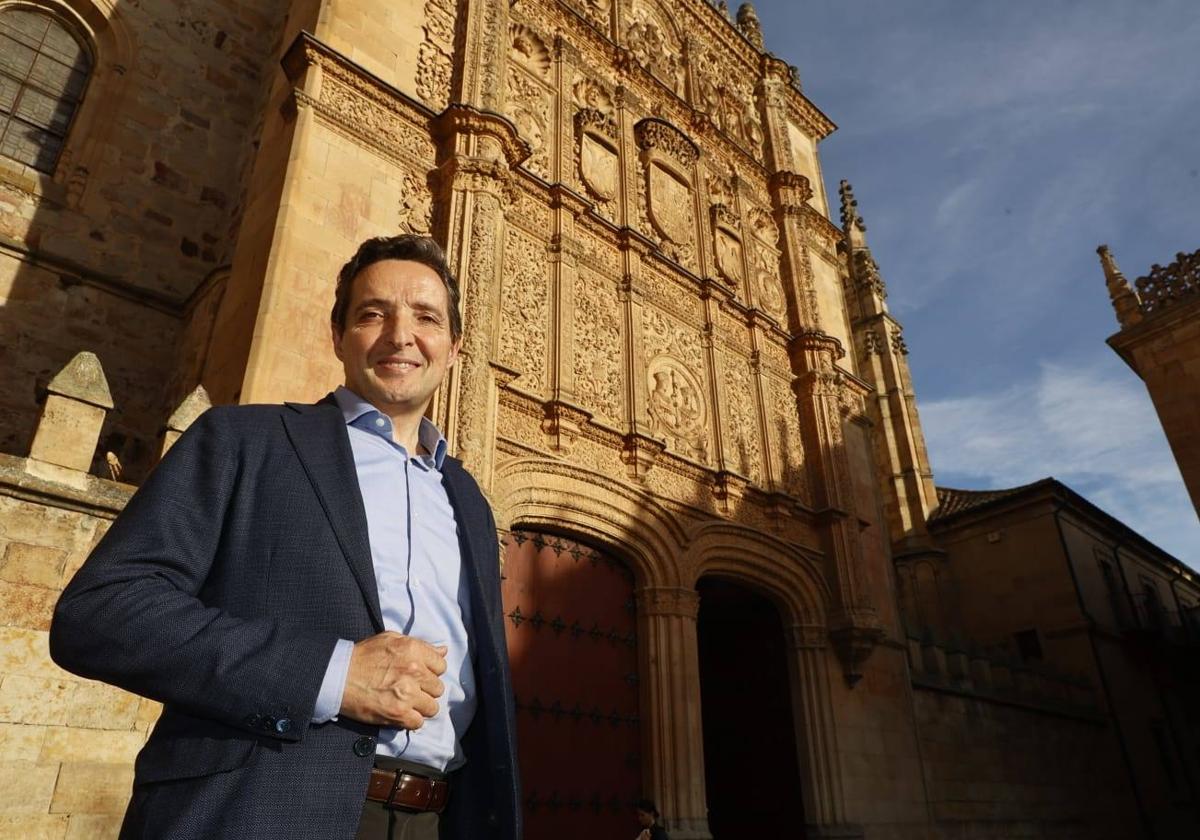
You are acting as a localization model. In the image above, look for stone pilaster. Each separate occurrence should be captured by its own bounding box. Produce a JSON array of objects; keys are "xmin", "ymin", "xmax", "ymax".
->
[
  {"xmin": 456, "ymin": 0, "xmax": 510, "ymax": 111},
  {"xmin": 769, "ymin": 171, "xmax": 822, "ymax": 333},
  {"xmin": 433, "ymin": 106, "xmax": 530, "ymax": 489},
  {"xmin": 638, "ymin": 586, "xmax": 711, "ymax": 840},
  {"xmin": 787, "ymin": 624, "xmax": 863, "ymax": 838},
  {"xmin": 789, "ymin": 331, "xmax": 883, "ymax": 684}
]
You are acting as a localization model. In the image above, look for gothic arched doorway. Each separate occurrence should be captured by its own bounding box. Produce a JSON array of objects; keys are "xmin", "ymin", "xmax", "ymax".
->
[
  {"xmin": 501, "ymin": 529, "xmax": 642, "ymax": 840},
  {"xmin": 697, "ymin": 576, "xmax": 806, "ymax": 837}
]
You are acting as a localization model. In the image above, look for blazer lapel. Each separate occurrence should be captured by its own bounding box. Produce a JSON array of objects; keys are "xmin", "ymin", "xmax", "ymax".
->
[
  {"xmin": 282, "ymin": 399, "xmax": 384, "ymax": 632},
  {"xmin": 440, "ymin": 464, "xmax": 501, "ymax": 638}
]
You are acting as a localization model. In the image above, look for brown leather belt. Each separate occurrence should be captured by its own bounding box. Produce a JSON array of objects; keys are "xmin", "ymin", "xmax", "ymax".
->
[{"xmin": 366, "ymin": 768, "xmax": 450, "ymax": 814}]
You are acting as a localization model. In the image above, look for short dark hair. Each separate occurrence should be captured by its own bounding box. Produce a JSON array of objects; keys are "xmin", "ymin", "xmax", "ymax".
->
[
  {"xmin": 635, "ymin": 799, "xmax": 659, "ymax": 818},
  {"xmin": 330, "ymin": 235, "xmax": 462, "ymax": 341}
]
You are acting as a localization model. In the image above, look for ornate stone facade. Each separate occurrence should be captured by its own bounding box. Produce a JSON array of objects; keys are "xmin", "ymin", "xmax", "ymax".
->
[{"xmin": 1, "ymin": 2, "xmax": 1185, "ymax": 839}]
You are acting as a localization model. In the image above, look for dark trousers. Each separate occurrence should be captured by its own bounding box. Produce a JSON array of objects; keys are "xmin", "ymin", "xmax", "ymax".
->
[{"xmin": 354, "ymin": 757, "xmax": 445, "ymax": 840}]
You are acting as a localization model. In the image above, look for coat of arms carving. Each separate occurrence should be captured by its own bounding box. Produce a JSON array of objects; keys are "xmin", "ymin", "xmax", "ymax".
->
[
  {"xmin": 647, "ymin": 163, "xmax": 692, "ymax": 246},
  {"xmin": 576, "ymin": 108, "xmax": 619, "ymax": 203}
]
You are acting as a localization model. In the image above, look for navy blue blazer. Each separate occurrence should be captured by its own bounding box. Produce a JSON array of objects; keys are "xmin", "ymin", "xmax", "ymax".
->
[{"xmin": 50, "ymin": 397, "xmax": 520, "ymax": 840}]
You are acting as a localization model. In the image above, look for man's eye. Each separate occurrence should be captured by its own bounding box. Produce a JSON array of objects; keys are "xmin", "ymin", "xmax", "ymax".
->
[{"xmin": 360, "ymin": 311, "xmax": 383, "ymax": 321}]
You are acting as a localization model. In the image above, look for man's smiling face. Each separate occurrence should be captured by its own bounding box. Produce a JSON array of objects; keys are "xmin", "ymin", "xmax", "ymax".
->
[{"xmin": 332, "ymin": 259, "xmax": 461, "ymax": 424}]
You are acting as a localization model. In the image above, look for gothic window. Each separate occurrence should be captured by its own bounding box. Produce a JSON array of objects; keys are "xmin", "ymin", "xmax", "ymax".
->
[{"xmin": 0, "ymin": 6, "xmax": 92, "ymax": 173}]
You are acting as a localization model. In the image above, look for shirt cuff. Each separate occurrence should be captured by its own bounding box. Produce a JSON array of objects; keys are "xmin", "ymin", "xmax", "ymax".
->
[{"xmin": 313, "ymin": 638, "xmax": 354, "ymax": 723}]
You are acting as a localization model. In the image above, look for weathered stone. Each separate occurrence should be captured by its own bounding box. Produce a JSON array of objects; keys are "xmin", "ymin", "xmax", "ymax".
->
[
  {"xmin": 0, "ymin": 722, "xmax": 47, "ymax": 761},
  {"xmin": 0, "ymin": 814, "xmax": 69, "ymax": 839},
  {"xmin": 0, "ymin": 761, "xmax": 59, "ymax": 814},
  {"xmin": 40, "ymin": 728, "xmax": 145, "ymax": 765},
  {"xmin": 0, "ymin": 674, "xmax": 74, "ymax": 725},
  {"xmin": 49, "ymin": 763, "xmax": 133, "ymax": 815},
  {"xmin": 0, "ymin": 543, "xmax": 68, "ymax": 589}
]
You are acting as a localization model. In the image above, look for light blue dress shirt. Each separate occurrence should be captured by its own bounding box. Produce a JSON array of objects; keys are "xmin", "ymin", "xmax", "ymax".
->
[{"xmin": 313, "ymin": 387, "xmax": 477, "ymax": 772}]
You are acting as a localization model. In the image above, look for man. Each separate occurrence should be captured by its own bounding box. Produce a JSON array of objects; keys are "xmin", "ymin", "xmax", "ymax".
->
[{"xmin": 50, "ymin": 235, "xmax": 520, "ymax": 840}]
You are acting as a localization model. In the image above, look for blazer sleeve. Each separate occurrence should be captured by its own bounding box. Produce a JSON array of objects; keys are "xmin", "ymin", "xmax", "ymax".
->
[{"xmin": 49, "ymin": 408, "xmax": 340, "ymax": 741}]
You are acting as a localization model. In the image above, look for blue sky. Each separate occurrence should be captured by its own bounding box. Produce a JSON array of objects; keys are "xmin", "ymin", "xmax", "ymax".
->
[{"xmin": 751, "ymin": 0, "xmax": 1200, "ymax": 563}]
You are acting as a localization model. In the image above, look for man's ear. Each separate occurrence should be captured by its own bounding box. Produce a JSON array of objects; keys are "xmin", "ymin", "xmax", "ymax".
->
[
  {"xmin": 331, "ymin": 322, "xmax": 344, "ymax": 361},
  {"xmin": 448, "ymin": 337, "xmax": 462, "ymax": 366}
]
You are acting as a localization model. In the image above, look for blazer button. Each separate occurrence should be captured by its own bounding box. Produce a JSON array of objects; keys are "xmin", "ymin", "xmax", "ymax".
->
[
  {"xmin": 274, "ymin": 717, "xmax": 293, "ymax": 734},
  {"xmin": 353, "ymin": 736, "xmax": 376, "ymax": 757}
]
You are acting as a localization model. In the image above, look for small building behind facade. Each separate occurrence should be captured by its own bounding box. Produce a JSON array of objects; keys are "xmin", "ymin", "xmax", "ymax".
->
[{"xmin": 0, "ymin": 1, "xmax": 1196, "ymax": 838}]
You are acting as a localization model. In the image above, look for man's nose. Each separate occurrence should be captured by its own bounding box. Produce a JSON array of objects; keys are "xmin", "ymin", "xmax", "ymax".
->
[{"xmin": 384, "ymin": 313, "xmax": 416, "ymax": 346}]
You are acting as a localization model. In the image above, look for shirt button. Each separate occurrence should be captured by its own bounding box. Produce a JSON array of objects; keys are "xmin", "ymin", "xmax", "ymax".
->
[
  {"xmin": 353, "ymin": 736, "xmax": 376, "ymax": 757},
  {"xmin": 374, "ymin": 417, "xmax": 386, "ymax": 428}
]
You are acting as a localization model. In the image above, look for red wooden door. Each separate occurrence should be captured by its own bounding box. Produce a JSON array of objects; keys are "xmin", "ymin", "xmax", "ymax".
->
[{"xmin": 501, "ymin": 530, "xmax": 642, "ymax": 840}]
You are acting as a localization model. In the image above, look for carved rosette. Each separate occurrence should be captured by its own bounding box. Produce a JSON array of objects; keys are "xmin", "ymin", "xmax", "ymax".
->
[{"xmin": 646, "ymin": 355, "xmax": 707, "ymax": 461}]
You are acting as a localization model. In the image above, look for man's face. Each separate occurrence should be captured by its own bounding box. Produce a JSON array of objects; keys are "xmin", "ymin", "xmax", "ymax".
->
[
  {"xmin": 332, "ymin": 259, "xmax": 460, "ymax": 422},
  {"xmin": 636, "ymin": 809, "xmax": 655, "ymax": 828}
]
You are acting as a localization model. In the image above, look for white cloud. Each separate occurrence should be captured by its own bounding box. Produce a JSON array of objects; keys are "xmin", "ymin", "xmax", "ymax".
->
[{"xmin": 921, "ymin": 358, "xmax": 1200, "ymax": 563}]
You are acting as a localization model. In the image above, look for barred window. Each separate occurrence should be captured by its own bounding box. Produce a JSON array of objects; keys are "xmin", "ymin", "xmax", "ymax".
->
[{"xmin": 0, "ymin": 7, "xmax": 91, "ymax": 173}]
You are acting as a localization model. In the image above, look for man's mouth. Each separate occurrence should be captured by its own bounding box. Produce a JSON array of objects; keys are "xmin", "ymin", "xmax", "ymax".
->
[{"xmin": 376, "ymin": 358, "xmax": 421, "ymax": 371}]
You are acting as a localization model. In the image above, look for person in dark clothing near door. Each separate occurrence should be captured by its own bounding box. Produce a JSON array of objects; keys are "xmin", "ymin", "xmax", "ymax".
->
[{"xmin": 635, "ymin": 799, "xmax": 670, "ymax": 840}]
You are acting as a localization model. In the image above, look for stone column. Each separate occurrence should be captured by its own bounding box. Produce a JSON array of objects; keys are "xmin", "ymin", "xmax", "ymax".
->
[
  {"xmin": 638, "ymin": 586, "xmax": 711, "ymax": 840},
  {"xmin": 787, "ymin": 624, "xmax": 863, "ymax": 839}
]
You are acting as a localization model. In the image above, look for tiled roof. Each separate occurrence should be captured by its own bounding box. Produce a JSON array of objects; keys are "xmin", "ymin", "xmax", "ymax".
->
[{"xmin": 929, "ymin": 480, "xmax": 1052, "ymax": 522}]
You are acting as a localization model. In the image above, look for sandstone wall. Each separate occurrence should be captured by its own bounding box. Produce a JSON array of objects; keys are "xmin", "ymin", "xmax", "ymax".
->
[
  {"xmin": 0, "ymin": 0, "xmax": 291, "ymax": 477},
  {"xmin": 0, "ymin": 456, "xmax": 151, "ymax": 840}
]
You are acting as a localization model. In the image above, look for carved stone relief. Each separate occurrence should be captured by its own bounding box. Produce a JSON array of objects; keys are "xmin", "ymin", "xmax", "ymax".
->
[
  {"xmin": 499, "ymin": 228, "xmax": 549, "ymax": 394},
  {"xmin": 566, "ymin": 0, "xmax": 613, "ymax": 32},
  {"xmin": 625, "ymin": 3, "xmax": 684, "ymax": 95},
  {"xmin": 398, "ymin": 171, "xmax": 433, "ymax": 235},
  {"xmin": 711, "ymin": 205, "xmax": 744, "ymax": 287},
  {"xmin": 572, "ymin": 77, "xmax": 615, "ymax": 116},
  {"xmin": 752, "ymin": 245, "xmax": 786, "ymax": 320},
  {"xmin": 643, "ymin": 307, "xmax": 707, "ymax": 460},
  {"xmin": 510, "ymin": 23, "xmax": 552, "ymax": 77},
  {"xmin": 647, "ymin": 356, "xmax": 707, "ymax": 461},
  {"xmin": 768, "ymin": 374, "xmax": 809, "ymax": 502},
  {"xmin": 416, "ymin": 0, "xmax": 455, "ymax": 110},
  {"xmin": 506, "ymin": 69, "xmax": 552, "ymax": 180},
  {"xmin": 724, "ymin": 354, "xmax": 763, "ymax": 483},
  {"xmin": 575, "ymin": 108, "xmax": 620, "ymax": 205},
  {"xmin": 574, "ymin": 268, "xmax": 624, "ymax": 424}
]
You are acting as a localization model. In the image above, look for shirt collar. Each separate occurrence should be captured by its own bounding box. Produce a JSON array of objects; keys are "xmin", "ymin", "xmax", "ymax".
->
[{"xmin": 333, "ymin": 386, "xmax": 448, "ymax": 468}]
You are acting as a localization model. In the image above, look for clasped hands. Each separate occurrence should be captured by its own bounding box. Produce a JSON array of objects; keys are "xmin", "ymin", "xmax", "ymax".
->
[{"xmin": 339, "ymin": 631, "xmax": 447, "ymax": 730}]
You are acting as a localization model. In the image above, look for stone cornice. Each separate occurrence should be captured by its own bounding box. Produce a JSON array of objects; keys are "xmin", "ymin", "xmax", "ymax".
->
[{"xmin": 432, "ymin": 104, "xmax": 532, "ymax": 168}]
